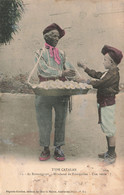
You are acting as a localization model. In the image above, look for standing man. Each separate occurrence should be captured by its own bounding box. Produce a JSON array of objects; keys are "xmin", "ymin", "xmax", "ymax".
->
[{"xmin": 35, "ymin": 23, "xmax": 75, "ymax": 161}]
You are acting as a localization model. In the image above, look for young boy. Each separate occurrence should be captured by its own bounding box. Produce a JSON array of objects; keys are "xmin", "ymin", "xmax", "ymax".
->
[{"xmin": 77, "ymin": 45, "xmax": 123, "ymax": 164}]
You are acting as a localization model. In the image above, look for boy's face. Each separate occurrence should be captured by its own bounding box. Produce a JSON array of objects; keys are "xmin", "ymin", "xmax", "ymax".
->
[{"xmin": 103, "ymin": 53, "xmax": 113, "ymax": 69}]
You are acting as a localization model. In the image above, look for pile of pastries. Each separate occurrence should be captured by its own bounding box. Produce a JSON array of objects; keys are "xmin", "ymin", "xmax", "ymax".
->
[{"xmin": 36, "ymin": 80, "xmax": 87, "ymax": 90}]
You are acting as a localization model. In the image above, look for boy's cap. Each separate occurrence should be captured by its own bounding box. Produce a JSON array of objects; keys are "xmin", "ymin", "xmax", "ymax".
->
[
  {"xmin": 101, "ymin": 45, "xmax": 123, "ymax": 64},
  {"xmin": 43, "ymin": 23, "xmax": 65, "ymax": 39}
]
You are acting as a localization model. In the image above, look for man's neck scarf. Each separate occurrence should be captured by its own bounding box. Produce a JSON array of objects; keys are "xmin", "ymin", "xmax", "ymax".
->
[{"xmin": 45, "ymin": 43, "xmax": 61, "ymax": 64}]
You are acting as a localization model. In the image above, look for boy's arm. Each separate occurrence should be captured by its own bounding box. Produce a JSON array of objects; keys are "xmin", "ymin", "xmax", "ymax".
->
[
  {"xmin": 85, "ymin": 67, "xmax": 103, "ymax": 79},
  {"xmin": 89, "ymin": 70, "xmax": 118, "ymax": 89},
  {"xmin": 77, "ymin": 62, "xmax": 103, "ymax": 79}
]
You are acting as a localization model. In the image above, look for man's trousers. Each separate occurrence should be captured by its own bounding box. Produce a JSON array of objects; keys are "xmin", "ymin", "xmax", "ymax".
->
[{"xmin": 35, "ymin": 95, "xmax": 69, "ymax": 147}]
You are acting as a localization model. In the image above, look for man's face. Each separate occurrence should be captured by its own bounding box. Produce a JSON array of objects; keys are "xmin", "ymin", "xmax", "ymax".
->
[
  {"xmin": 45, "ymin": 29, "xmax": 60, "ymax": 47},
  {"xmin": 103, "ymin": 53, "xmax": 114, "ymax": 69}
]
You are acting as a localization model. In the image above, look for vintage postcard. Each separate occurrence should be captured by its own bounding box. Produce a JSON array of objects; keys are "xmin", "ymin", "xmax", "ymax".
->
[{"xmin": 0, "ymin": 0, "xmax": 124, "ymax": 194}]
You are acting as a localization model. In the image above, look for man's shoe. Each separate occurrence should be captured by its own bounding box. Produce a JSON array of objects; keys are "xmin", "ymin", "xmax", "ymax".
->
[
  {"xmin": 39, "ymin": 150, "xmax": 50, "ymax": 161},
  {"xmin": 54, "ymin": 147, "xmax": 65, "ymax": 161}
]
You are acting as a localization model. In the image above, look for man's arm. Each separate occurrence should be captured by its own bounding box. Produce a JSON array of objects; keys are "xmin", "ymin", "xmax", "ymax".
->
[{"xmin": 35, "ymin": 49, "xmax": 62, "ymax": 78}]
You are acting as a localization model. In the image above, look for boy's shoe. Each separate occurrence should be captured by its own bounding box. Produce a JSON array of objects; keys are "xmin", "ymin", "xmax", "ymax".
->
[
  {"xmin": 39, "ymin": 150, "xmax": 50, "ymax": 161},
  {"xmin": 98, "ymin": 151, "xmax": 117, "ymax": 159},
  {"xmin": 98, "ymin": 151, "xmax": 109, "ymax": 159},
  {"xmin": 54, "ymin": 147, "xmax": 65, "ymax": 161},
  {"xmin": 103, "ymin": 153, "xmax": 116, "ymax": 165}
]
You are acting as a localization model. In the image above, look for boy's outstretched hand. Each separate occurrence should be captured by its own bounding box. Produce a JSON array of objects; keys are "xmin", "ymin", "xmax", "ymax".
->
[
  {"xmin": 77, "ymin": 61, "xmax": 87, "ymax": 70},
  {"xmin": 74, "ymin": 77, "xmax": 87, "ymax": 83},
  {"xmin": 74, "ymin": 77, "xmax": 91, "ymax": 85}
]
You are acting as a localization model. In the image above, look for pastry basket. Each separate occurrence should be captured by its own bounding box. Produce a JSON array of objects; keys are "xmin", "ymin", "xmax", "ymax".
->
[{"xmin": 27, "ymin": 50, "xmax": 90, "ymax": 96}]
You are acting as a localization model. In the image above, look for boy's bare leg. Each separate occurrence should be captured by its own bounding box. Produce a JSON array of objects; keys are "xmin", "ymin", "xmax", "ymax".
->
[{"xmin": 108, "ymin": 136, "xmax": 116, "ymax": 147}]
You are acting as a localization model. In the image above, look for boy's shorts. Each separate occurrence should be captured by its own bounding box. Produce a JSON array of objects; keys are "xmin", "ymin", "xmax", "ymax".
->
[{"xmin": 97, "ymin": 104, "xmax": 116, "ymax": 137}]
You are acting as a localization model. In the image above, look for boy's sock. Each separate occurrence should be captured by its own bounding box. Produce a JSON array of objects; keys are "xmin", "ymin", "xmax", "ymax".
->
[
  {"xmin": 108, "ymin": 146, "xmax": 116, "ymax": 156},
  {"xmin": 104, "ymin": 146, "xmax": 116, "ymax": 164},
  {"xmin": 98, "ymin": 137, "xmax": 116, "ymax": 159}
]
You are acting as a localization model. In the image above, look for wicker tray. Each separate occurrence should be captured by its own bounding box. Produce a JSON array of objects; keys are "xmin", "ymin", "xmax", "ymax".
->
[
  {"xmin": 32, "ymin": 87, "xmax": 89, "ymax": 96},
  {"xmin": 30, "ymin": 80, "xmax": 90, "ymax": 96}
]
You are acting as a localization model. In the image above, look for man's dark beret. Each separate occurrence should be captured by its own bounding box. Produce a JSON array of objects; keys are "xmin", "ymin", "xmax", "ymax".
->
[{"xmin": 43, "ymin": 23, "xmax": 65, "ymax": 38}]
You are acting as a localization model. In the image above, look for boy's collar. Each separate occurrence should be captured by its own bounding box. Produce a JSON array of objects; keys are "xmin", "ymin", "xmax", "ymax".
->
[{"xmin": 109, "ymin": 66, "xmax": 119, "ymax": 71}]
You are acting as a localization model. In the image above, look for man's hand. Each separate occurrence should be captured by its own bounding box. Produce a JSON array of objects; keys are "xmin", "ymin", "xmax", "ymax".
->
[
  {"xmin": 77, "ymin": 62, "xmax": 87, "ymax": 70},
  {"xmin": 86, "ymin": 79, "xmax": 91, "ymax": 85},
  {"xmin": 62, "ymin": 69, "xmax": 76, "ymax": 77}
]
